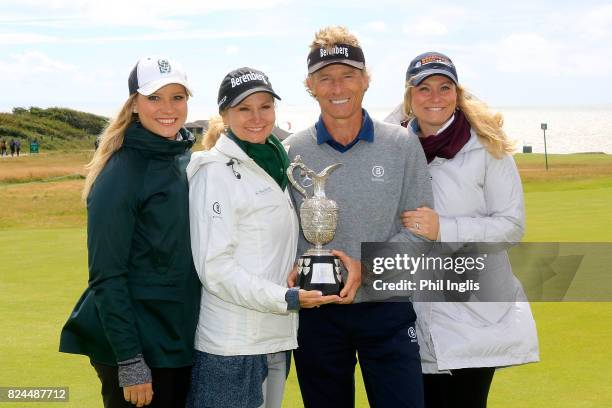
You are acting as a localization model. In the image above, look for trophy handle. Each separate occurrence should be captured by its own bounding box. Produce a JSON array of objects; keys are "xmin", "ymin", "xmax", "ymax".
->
[{"xmin": 288, "ymin": 155, "xmax": 310, "ymax": 198}]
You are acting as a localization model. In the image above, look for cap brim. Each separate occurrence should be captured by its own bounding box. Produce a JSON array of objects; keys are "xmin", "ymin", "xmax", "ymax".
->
[
  {"xmin": 308, "ymin": 59, "xmax": 365, "ymax": 74},
  {"xmin": 138, "ymin": 78, "xmax": 193, "ymax": 97},
  {"xmin": 409, "ymin": 69, "xmax": 458, "ymax": 86},
  {"xmin": 228, "ymin": 87, "xmax": 281, "ymax": 108}
]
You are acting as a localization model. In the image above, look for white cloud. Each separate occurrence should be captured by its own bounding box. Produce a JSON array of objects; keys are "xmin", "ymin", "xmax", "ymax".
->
[
  {"xmin": 401, "ymin": 6, "xmax": 466, "ymax": 37},
  {"xmin": 0, "ymin": 51, "xmax": 76, "ymax": 79},
  {"xmin": 0, "ymin": 0, "xmax": 289, "ymax": 28},
  {"xmin": 485, "ymin": 3, "xmax": 612, "ymax": 78},
  {"xmin": 576, "ymin": 4, "xmax": 612, "ymax": 40},
  {"xmin": 493, "ymin": 33, "xmax": 561, "ymax": 74},
  {"xmin": 225, "ymin": 45, "xmax": 240, "ymax": 55},
  {"xmin": 404, "ymin": 18, "xmax": 448, "ymax": 37},
  {"xmin": 0, "ymin": 28, "xmax": 286, "ymax": 45},
  {"xmin": 0, "ymin": 51, "xmax": 123, "ymax": 104},
  {"xmin": 366, "ymin": 21, "xmax": 387, "ymax": 32},
  {"xmin": 0, "ymin": 32, "xmax": 58, "ymax": 44}
]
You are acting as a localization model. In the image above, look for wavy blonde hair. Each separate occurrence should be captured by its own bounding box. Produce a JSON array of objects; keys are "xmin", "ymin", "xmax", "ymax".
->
[
  {"xmin": 403, "ymin": 82, "xmax": 515, "ymax": 158},
  {"xmin": 304, "ymin": 25, "xmax": 370, "ymax": 96},
  {"xmin": 309, "ymin": 25, "xmax": 361, "ymax": 49},
  {"xmin": 81, "ymin": 95, "xmax": 137, "ymax": 201},
  {"xmin": 202, "ymin": 115, "xmax": 226, "ymax": 150}
]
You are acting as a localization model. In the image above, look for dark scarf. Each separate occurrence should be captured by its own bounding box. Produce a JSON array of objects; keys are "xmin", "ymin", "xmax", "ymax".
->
[
  {"xmin": 405, "ymin": 109, "xmax": 471, "ymax": 164},
  {"xmin": 228, "ymin": 131, "xmax": 290, "ymax": 190}
]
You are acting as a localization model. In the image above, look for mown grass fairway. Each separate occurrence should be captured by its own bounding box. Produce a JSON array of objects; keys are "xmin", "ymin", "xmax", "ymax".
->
[
  {"xmin": 0, "ymin": 151, "xmax": 92, "ymax": 184},
  {"xmin": 0, "ymin": 153, "xmax": 611, "ymax": 407}
]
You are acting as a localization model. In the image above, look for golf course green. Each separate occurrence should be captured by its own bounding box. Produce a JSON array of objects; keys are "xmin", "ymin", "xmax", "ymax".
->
[{"xmin": 0, "ymin": 152, "xmax": 610, "ymax": 407}]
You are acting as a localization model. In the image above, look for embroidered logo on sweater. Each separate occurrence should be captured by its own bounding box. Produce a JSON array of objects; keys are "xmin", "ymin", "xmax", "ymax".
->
[
  {"xmin": 371, "ymin": 165, "xmax": 385, "ymax": 182},
  {"xmin": 408, "ymin": 326, "xmax": 418, "ymax": 343}
]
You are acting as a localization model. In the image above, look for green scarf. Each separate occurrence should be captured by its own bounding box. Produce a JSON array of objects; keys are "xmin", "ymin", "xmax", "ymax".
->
[{"xmin": 228, "ymin": 131, "xmax": 289, "ymax": 190}]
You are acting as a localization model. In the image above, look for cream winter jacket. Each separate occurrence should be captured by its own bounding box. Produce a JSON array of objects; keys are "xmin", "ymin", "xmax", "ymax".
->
[{"xmin": 386, "ymin": 105, "xmax": 540, "ymax": 373}]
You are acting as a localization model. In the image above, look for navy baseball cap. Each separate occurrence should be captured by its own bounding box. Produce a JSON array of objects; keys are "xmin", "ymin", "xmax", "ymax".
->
[
  {"xmin": 406, "ymin": 52, "xmax": 458, "ymax": 86},
  {"xmin": 217, "ymin": 67, "xmax": 281, "ymax": 112}
]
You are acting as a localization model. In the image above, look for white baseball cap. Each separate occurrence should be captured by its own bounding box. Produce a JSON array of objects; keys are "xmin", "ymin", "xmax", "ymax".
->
[{"xmin": 128, "ymin": 56, "xmax": 193, "ymax": 96}]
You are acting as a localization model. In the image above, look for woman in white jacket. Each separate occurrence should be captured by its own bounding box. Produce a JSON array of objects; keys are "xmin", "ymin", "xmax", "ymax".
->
[
  {"xmin": 186, "ymin": 67, "xmax": 340, "ymax": 408},
  {"xmin": 385, "ymin": 52, "xmax": 539, "ymax": 408}
]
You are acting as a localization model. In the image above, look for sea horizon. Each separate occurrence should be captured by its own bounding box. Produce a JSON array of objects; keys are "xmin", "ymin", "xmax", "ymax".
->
[{"xmin": 2, "ymin": 104, "xmax": 610, "ymax": 155}]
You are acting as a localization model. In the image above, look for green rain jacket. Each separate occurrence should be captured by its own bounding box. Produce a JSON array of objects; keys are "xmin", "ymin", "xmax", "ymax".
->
[{"xmin": 59, "ymin": 122, "xmax": 201, "ymax": 367}]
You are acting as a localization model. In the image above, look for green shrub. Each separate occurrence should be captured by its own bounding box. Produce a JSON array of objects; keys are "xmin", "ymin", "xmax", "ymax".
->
[{"xmin": 1, "ymin": 107, "xmax": 107, "ymax": 151}]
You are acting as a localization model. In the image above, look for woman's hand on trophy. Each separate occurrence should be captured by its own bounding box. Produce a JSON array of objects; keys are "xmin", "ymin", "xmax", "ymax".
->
[
  {"xmin": 287, "ymin": 265, "xmax": 299, "ymax": 288},
  {"xmin": 299, "ymin": 290, "xmax": 341, "ymax": 308},
  {"xmin": 401, "ymin": 206, "xmax": 440, "ymax": 241},
  {"xmin": 332, "ymin": 249, "xmax": 362, "ymax": 304}
]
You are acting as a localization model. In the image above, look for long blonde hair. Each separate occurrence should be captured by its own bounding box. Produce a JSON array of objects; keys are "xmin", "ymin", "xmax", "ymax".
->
[
  {"xmin": 202, "ymin": 115, "xmax": 226, "ymax": 150},
  {"xmin": 82, "ymin": 95, "xmax": 137, "ymax": 201},
  {"xmin": 403, "ymin": 83, "xmax": 515, "ymax": 158}
]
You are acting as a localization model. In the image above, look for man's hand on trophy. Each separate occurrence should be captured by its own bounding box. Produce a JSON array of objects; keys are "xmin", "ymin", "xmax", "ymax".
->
[
  {"xmin": 299, "ymin": 290, "xmax": 341, "ymax": 308},
  {"xmin": 332, "ymin": 249, "xmax": 362, "ymax": 304}
]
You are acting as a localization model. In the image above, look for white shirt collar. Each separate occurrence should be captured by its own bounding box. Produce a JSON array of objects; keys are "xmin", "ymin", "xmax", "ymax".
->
[{"xmin": 435, "ymin": 114, "xmax": 455, "ymax": 135}]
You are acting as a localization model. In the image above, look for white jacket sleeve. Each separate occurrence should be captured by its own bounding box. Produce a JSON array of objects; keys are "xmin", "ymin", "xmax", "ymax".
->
[
  {"xmin": 189, "ymin": 163, "xmax": 289, "ymax": 314},
  {"xmin": 439, "ymin": 153, "xmax": 525, "ymax": 243}
]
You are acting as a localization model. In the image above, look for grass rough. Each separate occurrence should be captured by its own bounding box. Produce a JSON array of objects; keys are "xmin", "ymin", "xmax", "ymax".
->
[{"xmin": 0, "ymin": 152, "xmax": 610, "ymax": 407}]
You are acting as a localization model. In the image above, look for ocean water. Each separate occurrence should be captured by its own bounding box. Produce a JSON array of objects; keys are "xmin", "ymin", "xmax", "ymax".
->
[
  {"xmin": 276, "ymin": 106, "xmax": 612, "ymax": 154},
  {"xmin": 494, "ymin": 106, "xmax": 612, "ymax": 154}
]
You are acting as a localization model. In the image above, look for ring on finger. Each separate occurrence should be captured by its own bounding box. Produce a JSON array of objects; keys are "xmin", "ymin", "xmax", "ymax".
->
[{"xmin": 415, "ymin": 222, "xmax": 420, "ymax": 230}]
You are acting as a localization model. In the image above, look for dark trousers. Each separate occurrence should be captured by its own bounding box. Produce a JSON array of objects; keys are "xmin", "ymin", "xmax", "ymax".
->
[
  {"xmin": 91, "ymin": 361, "xmax": 191, "ymax": 408},
  {"xmin": 293, "ymin": 302, "xmax": 424, "ymax": 408},
  {"xmin": 423, "ymin": 367, "xmax": 495, "ymax": 408}
]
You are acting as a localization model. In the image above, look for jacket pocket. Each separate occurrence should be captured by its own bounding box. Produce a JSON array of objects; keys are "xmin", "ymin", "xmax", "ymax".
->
[{"xmin": 132, "ymin": 295, "xmax": 187, "ymax": 355}]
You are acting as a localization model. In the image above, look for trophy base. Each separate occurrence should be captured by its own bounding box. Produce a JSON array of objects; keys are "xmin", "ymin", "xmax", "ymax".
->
[{"xmin": 297, "ymin": 253, "xmax": 344, "ymax": 296}]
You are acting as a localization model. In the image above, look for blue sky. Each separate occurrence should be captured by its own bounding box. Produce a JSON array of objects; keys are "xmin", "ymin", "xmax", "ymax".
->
[{"xmin": 1, "ymin": 0, "xmax": 611, "ymax": 124}]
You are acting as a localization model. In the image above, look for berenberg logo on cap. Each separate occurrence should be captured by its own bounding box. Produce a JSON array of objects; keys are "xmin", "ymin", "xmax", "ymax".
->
[
  {"xmin": 231, "ymin": 71, "xmax": 268, "ymax": 88},
  {"xmin": 157, "ymin": 59, "xmax": 171, "ymax": 74},
  {"xmin": 320, "ymin": 45, "xmax": 349, "ymax": 59}
]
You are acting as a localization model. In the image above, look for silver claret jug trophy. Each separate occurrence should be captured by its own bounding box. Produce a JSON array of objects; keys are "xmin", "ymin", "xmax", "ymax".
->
[{"xmin": 288, "ymin": 155, "xmax": 344, "ymax": 296}]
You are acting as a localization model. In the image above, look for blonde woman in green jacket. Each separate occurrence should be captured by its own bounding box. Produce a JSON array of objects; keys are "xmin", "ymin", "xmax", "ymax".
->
[{"xmin": 60, "ymin": 56, "xmax": 200, "ymax": 408}]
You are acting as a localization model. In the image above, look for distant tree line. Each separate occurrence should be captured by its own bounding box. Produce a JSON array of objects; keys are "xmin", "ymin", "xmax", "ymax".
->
[
  {"xmin": 0, "ymin": 107, "xmax": 110, "ymax": 151},
  {"xmin": 12, "ymin": 106, "xmax": 109, "ymax": 135}
]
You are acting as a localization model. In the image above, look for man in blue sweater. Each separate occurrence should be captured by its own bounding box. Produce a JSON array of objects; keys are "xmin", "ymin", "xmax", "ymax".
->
[{"xmin": 284, "ymin": 26, "xmax": 433, "ymax": 408}]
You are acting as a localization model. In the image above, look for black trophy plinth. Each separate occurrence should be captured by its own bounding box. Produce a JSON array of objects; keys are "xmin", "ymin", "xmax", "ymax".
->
[{"xmin": 297, "ymin": 254, "xmax": 344, "ymax": 296}]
